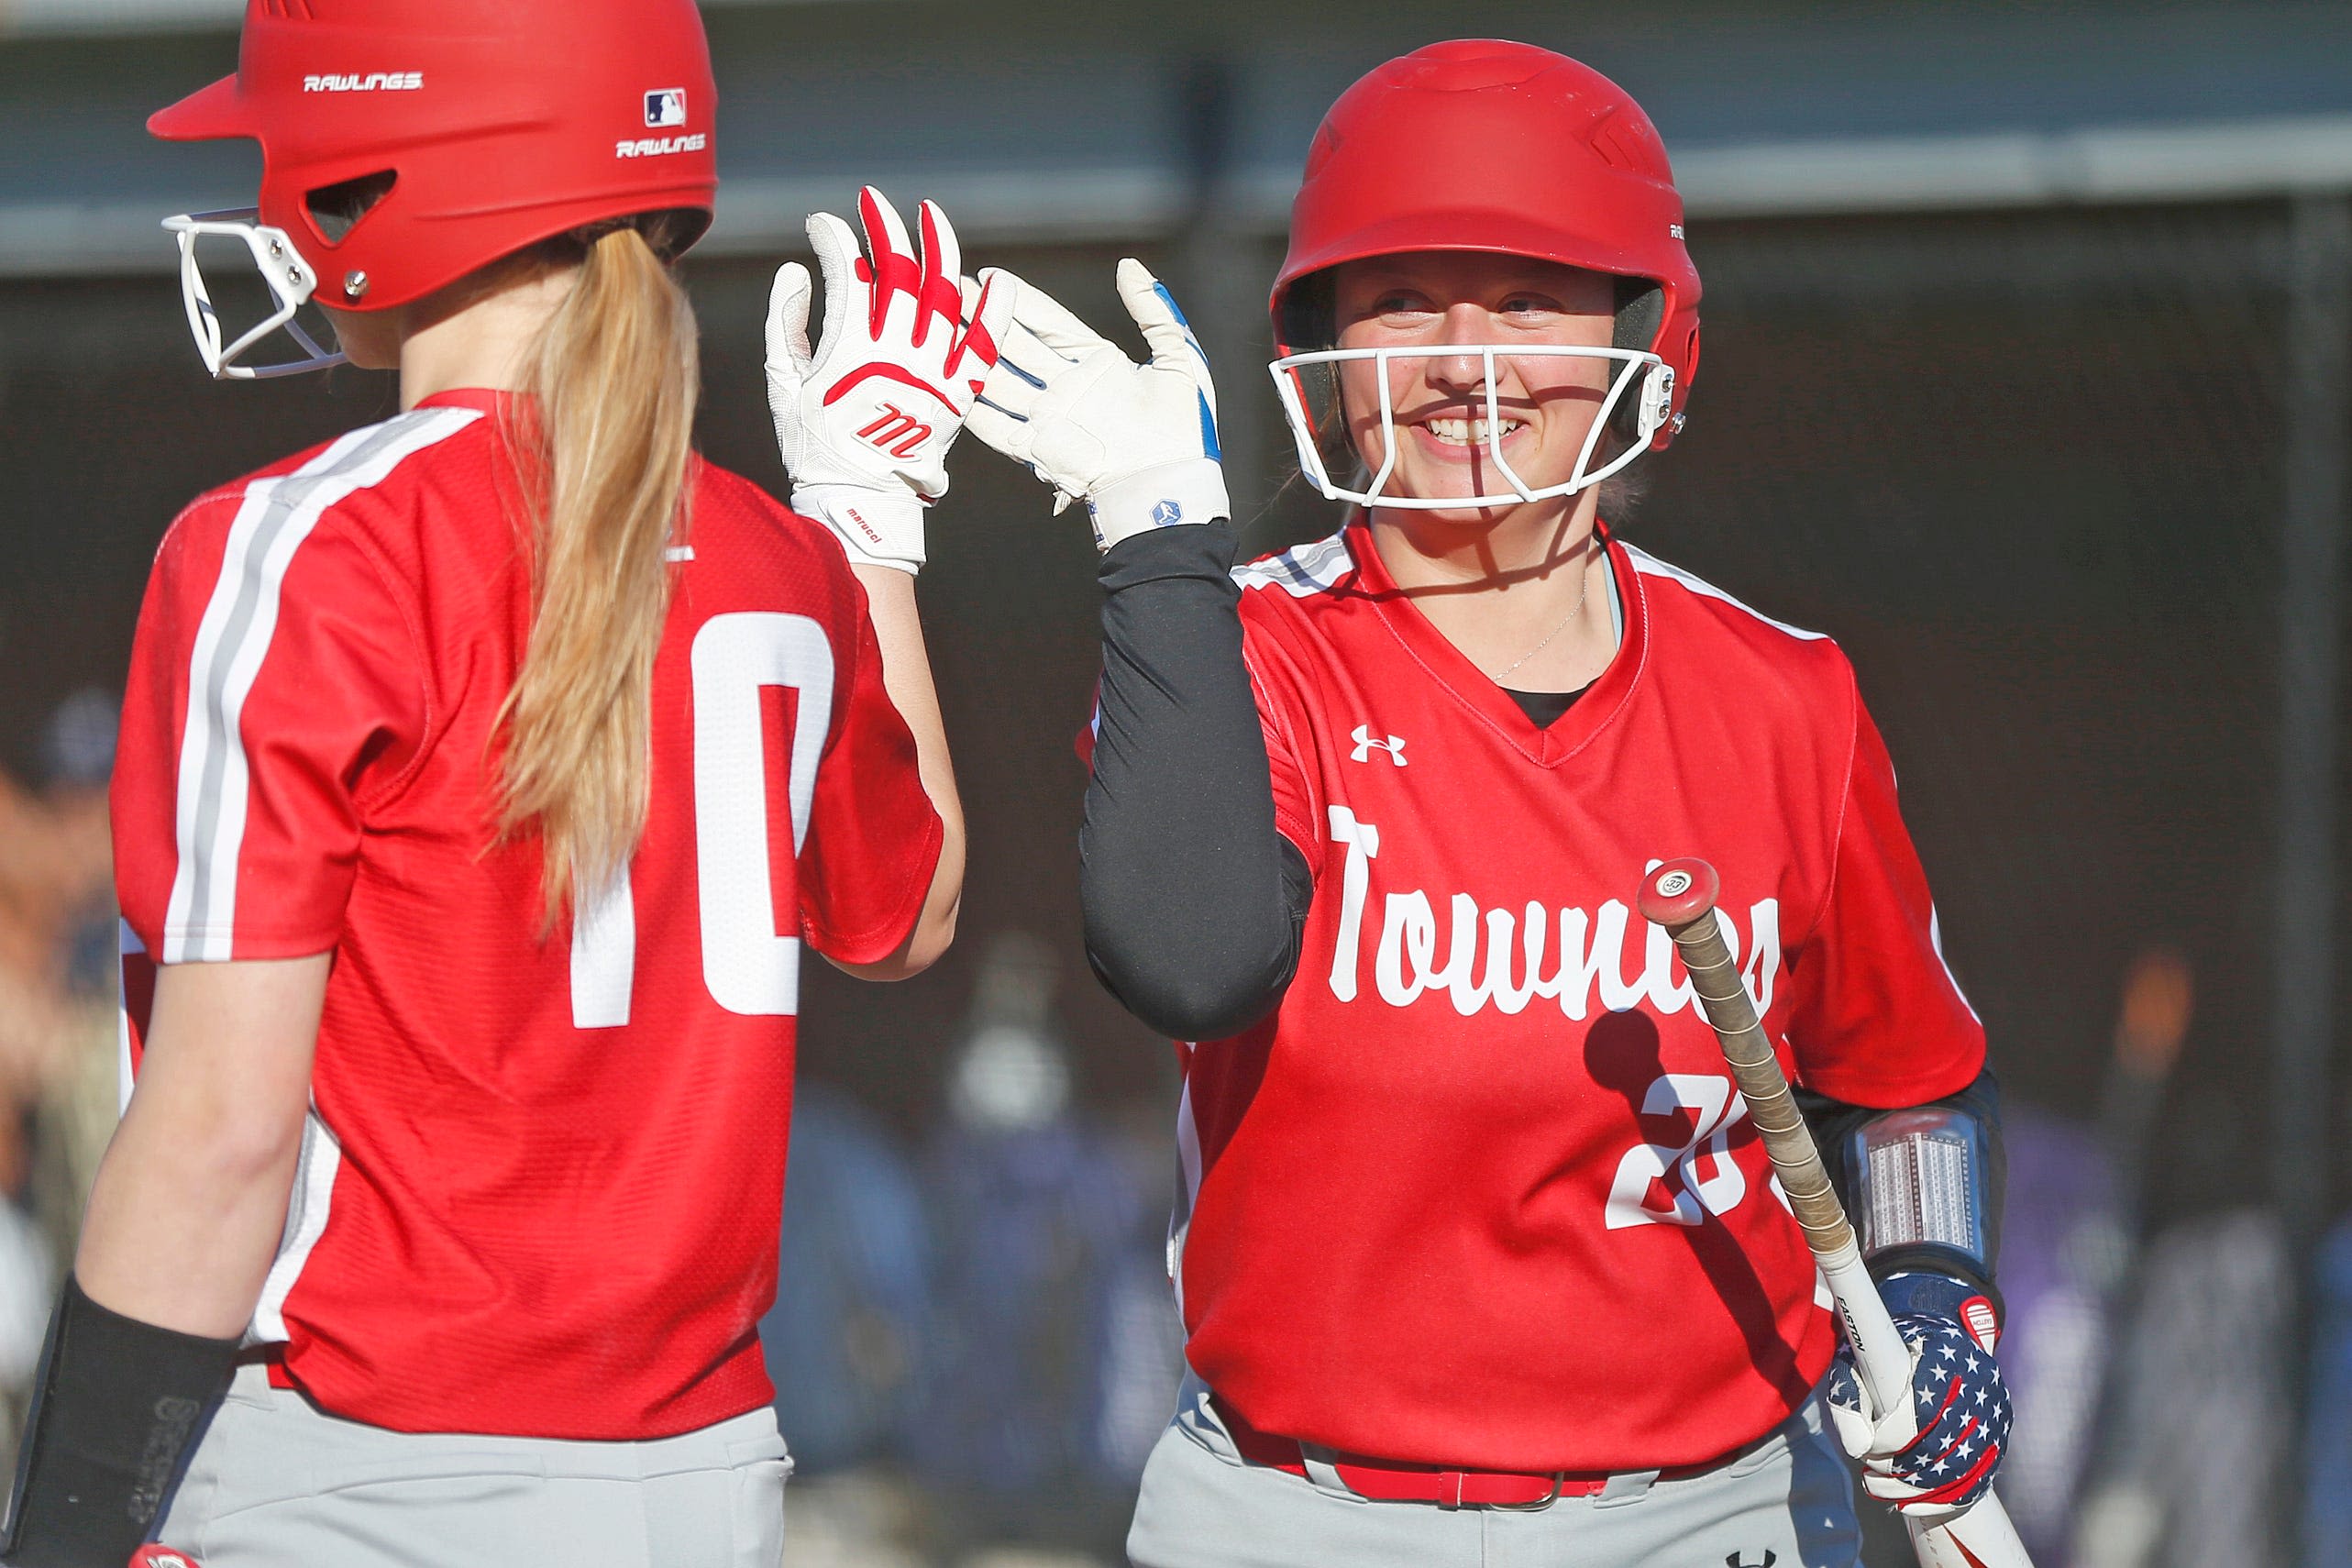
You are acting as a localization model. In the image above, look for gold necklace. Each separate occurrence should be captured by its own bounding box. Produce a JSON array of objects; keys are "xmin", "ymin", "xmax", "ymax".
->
[{"xmin": 1495, "ymin": 539, "xmax": 1598, "ymax": 684}]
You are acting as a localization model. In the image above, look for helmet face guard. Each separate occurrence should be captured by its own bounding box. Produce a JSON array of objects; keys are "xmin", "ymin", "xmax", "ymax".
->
[
  {"xmin": 163, "ymin": 210, "xmax": 346, "ymax": 380},
  {"xmin": 1268, "ymin": 343, "xmax": 1673, "ymax": 510}
]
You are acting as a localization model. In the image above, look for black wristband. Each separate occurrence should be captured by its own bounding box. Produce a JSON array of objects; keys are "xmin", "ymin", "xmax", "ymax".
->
[{"xmin": 3, "ymin": 1276, "xmax": 239, "ymax": 1568}]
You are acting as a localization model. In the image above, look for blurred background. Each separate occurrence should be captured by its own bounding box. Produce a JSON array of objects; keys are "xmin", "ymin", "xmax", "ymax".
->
[{"xmin": 1, "ymin": 1, "xmax": 2348, "ymax": 1564}]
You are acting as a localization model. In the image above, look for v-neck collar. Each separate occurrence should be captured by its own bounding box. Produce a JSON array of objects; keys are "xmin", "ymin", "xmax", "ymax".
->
[{"xmin": 1346, "ymin": 515, "xmax": 1648, "ymax": 769}]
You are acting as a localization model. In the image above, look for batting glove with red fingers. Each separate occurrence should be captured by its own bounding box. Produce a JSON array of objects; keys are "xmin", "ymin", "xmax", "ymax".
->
[
  {"xmin": 1826, "ymin": 1271, "xmax": 2014, "ymax": 1522},
  {"xmin": 765, "ymin": 188, "xmax": 1015, "ymax": 573},
  {"xmin": 966, "ymin": 259, "xmax": 1230, "ymax": 552}
]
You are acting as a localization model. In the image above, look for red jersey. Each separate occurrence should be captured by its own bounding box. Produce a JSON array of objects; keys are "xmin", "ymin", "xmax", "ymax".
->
[
  {"xmin": 1174, "ymin": 518, "xmax": 1983, "ymax": 1474},
  {"xmin": 113, "ymin": 391, "xmax": 941, "ymax": 1440}
]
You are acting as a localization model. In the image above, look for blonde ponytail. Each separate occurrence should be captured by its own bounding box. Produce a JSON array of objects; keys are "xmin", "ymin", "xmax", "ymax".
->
[{"xmin": 499, "ymin": 221, "xmax": 699, "ymax": 924}]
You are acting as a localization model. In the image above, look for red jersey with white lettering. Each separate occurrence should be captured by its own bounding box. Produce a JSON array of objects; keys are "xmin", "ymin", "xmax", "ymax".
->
[
  {"xmin": 1173, "ymin": 516, "xmax": 1983, "ymax": 1474},
  {"xmin": 113, "ymin": 391, "xmax": 941, "ymax": 1440}
]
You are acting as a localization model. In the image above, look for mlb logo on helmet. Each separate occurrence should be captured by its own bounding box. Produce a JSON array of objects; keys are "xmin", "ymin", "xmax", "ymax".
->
[{"xmin": 645, "ymin": 88, "xmax": 687, "ymax": 127}]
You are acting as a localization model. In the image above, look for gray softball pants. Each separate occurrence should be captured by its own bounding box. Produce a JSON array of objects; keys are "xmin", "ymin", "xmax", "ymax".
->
[
  {"xmin": 1127, "ymin": 1372, "xmax": 1861, "ymax": 1568},
  {"xmin": 155, "ymin": 1364, "xmax": 791, "ymax": 1568}
]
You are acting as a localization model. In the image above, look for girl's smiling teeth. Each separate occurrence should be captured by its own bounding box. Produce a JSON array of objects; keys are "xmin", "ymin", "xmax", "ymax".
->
[{"xmin": 1420, "ymin": 414, "xmax": 1527, "ymax": 447}]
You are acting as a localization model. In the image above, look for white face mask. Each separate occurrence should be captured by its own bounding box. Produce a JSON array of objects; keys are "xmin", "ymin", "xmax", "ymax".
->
[
  {"xmin": 1265, "ymin": 343, "xmax": 1674, "ymax": 510},
  {"xmin": 160, "ymin": 209, "xmax": 347, "ymax": 380}
]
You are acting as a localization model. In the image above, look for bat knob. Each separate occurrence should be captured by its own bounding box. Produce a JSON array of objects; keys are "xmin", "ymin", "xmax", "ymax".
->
[
  {"xmin": 130, "ymin": 1547, "xmax": 203, "ymax": 1568},
  {"xmin": 1638, "ymin": 858, "xmax": 1720, "ymax": 929}
]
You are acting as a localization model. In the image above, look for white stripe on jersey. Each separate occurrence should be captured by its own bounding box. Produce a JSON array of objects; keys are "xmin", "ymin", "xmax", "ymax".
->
[
  {"xmin": 1234, "ymin": 529, "xmax": 1354, "ymax": 597},
  {"xmin": 1169, "ymin": 1066, "xmax": 1203, "ymax": 1316},
  {"xmin": 162, "ymin": 408, "xmax": 480, "ymax": 962},
  {"xmin": 1929, "ymin": 906, "xmax": 1982, "ymax": 1025},
  {"xmin": 570, "ymin": 869, "xmax": 637, "ymax": 1030},
  {"xmin": 115, "ymin": 919, "xmax": 142, "ymax": 1117},
  {"xmin": 250, "ymin": 1108, "xmax": 344, "ymax": 1343},
  {"xmin": 1619, "ymin": 543, "xmax": 1831, "ymax": 643}
]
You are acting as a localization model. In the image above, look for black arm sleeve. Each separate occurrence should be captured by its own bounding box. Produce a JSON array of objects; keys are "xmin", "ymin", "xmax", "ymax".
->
[
  {"xmin": 1079, "ymin": 523, "xmax": 1312, "ymax": 1041},
  {"xmin": 1797, "ymin": 1066, "xmax": 2007, "ymax": 1303}
]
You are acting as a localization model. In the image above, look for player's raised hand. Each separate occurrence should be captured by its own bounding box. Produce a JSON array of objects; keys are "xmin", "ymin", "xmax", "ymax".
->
[
  {"xmin": 765, "ymin": 188, "xmax": 1016, "ymax": 572},
  {"xmin": 966, "ymin": 259, "xmax": 1231, "ymax": 551},
  {"xmin": 1825, "ymin": 1271, "xmax": 2014, "ymax": 1523}
]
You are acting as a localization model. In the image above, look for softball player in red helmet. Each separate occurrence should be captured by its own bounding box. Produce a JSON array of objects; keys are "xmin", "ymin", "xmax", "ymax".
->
[
  {"xmin": 972, "ymin": 40, "xmax": 2013, "ymax": 1566},
  {"xmin": 1, "ymin": 4, "xmax": 1007, "ymax": 1565}
]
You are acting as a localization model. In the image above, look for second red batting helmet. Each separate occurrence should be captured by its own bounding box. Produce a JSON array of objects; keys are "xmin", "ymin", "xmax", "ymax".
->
[{"xmin": 149, "ymin": 0, "xmax": 718, "ymax": 315}]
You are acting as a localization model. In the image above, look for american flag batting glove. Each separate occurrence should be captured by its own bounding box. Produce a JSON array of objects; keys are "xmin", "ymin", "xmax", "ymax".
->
[
  {"xmin": 1825, "ymin": 1271, "xmax": 2012, "ymax": 1522},
  {"xmin": 765, "ymin": 188, "xmax": 1015, "ymax": 573}
]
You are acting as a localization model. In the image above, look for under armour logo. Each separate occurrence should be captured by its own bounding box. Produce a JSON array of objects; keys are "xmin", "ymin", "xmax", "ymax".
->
[
  {"xmin": 1350, "ymin": 724, "xmax": 1406, "ymax": 766},
  {"xmin": 856, "ymin": 403, "xmax": 933, "ymax": 458},
  {"xmin": 1726, "ymin": 1553, "xmax": 1775, "ymax": 1568}
]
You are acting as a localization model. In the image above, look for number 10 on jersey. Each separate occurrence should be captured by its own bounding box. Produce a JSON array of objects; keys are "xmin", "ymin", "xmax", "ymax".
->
[{"xmin": 571, "ymin": 613, "xmax": 835, "ymax": 1027}]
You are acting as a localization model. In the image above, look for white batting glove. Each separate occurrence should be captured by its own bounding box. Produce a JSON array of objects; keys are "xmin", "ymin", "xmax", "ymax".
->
[
  {"xmin": 966, "ymin": 258, "xmax": 1230, "ymax": 552},
  {"xmin": 765, "ymin": 188, "xmax": 1015, "ymax": 573}
]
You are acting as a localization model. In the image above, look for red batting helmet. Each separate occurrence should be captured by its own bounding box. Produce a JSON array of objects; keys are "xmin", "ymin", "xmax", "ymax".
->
[
  {"xmin": 1271, "ymin": 39, "xmax": 1701, "ymax": 450},
  {"xmin": 150, "ymin": 0, "xmax": 715, "ymax": 371}
]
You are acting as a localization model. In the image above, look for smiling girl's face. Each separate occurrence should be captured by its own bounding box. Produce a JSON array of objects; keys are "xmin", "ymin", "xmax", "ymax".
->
[{"xmin": 1331, "ymin": 252, "xmax": 1620, "ymax": 520}]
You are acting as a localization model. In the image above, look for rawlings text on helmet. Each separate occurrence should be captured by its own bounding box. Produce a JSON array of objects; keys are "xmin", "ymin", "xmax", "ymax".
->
[
  {"xmin": 303, "ymin": 72, "xmax": 422, "ymax": 93},
  {"xmin": 615, "ymin": 135, "xmax": 707, "ymax": 159}
]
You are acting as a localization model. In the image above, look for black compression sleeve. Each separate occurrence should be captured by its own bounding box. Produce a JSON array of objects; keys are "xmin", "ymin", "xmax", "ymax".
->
[
  {"xmin": 4, "ymin": 1275, "xmax": 239, "ymax": 1568},
  {"xmin": 1797, "ymin": 1066, "xmax": 2007, "ymax": 1305},
  {"xmin": 1081, "ymin": 523, "xmax": 1310, "ymax": 1041}
]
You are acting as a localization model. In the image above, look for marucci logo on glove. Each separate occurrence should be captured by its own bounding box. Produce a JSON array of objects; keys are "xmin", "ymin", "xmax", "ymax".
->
[
  {"xmin": 857, "ymin": 404, "xmax": 933, "ymax": 459},
  {"xmin": 835, "ymin": 505, "xmax": 889, "ymax": 549}
]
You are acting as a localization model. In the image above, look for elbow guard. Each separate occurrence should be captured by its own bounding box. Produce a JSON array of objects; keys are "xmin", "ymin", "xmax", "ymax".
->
[{"xmin": 1849, "ymin": 1105, "xmax": 2000, "ymax": 1307}]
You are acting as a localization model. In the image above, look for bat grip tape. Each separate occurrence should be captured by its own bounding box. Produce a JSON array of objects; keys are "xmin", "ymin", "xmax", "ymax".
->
[{"xmin": 1666, "ymin": 916, "xmax": 1855, "ymax": 1254}]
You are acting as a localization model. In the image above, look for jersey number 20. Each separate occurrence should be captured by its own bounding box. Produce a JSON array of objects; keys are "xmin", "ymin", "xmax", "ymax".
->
[{"xmin": 570, "ymin": 612, "xmax": 834, "ymax": 1028}]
